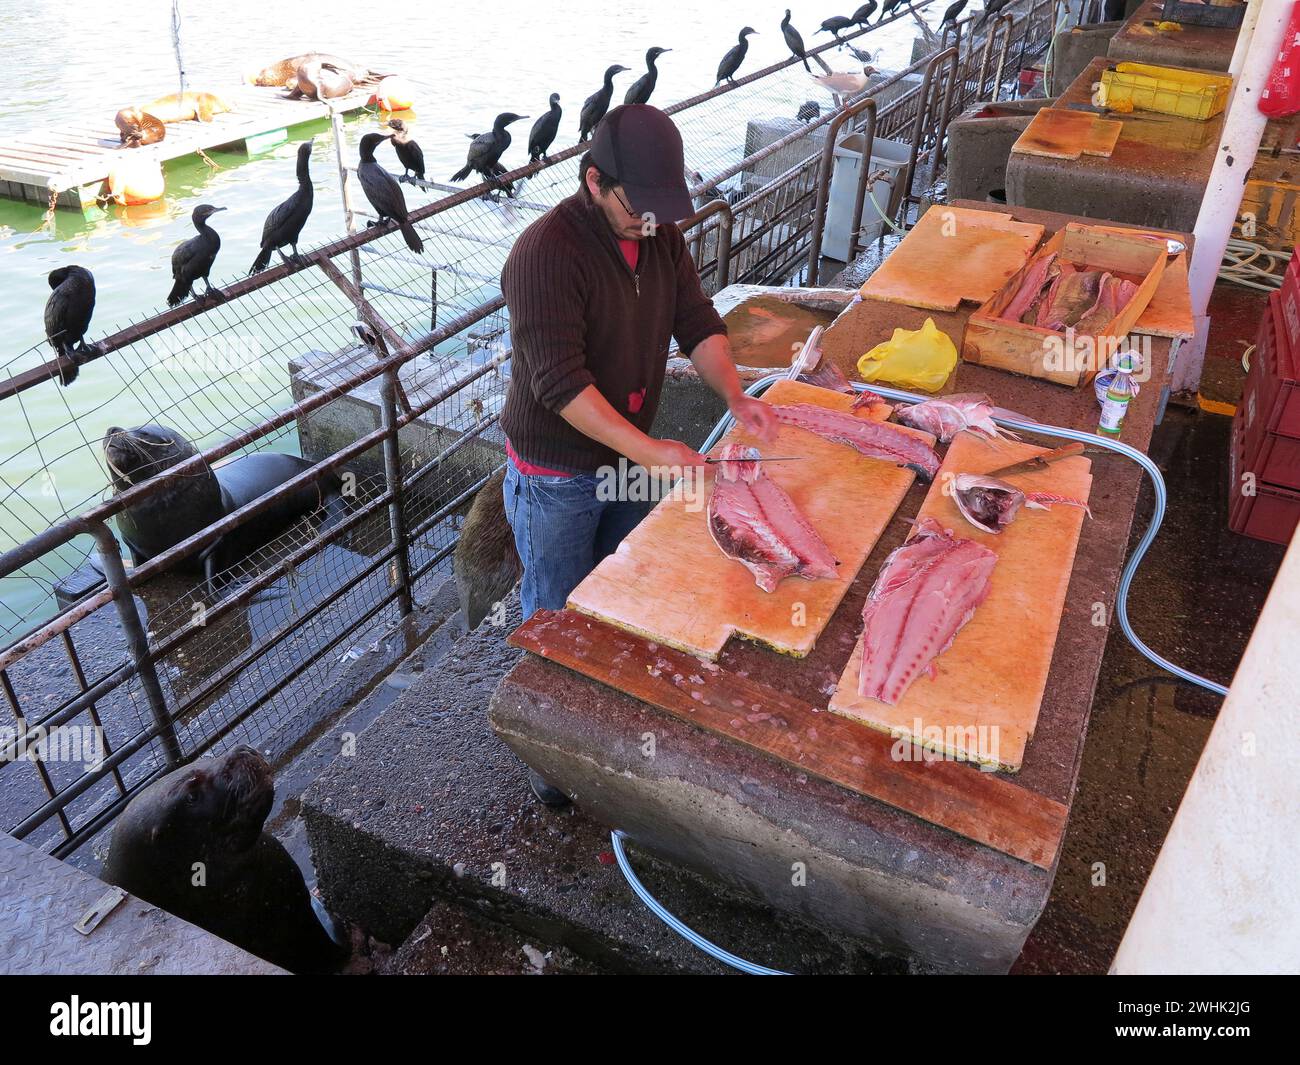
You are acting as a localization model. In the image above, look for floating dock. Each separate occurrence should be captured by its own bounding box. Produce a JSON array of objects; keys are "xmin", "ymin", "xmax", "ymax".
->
[{"xmin": 0, "ymin": 84, "xmax": 374, "ymax": 212}]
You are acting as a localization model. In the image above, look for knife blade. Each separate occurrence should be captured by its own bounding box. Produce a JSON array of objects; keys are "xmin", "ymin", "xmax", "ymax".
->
[
  {"xmin": 986, "ymin": 442, "xmax": 1086, "ymax": 479},
  {"xmin": 706, "ymin": 455, "xmax": 805, "ymax": 463}
]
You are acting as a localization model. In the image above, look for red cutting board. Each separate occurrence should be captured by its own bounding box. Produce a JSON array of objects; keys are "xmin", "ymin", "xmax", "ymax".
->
[
  {"xmin": 827, "ymin": 433, "xmax": 1092, "ymax": 771},
  {"xmin": 566, "ymin": 379, "xmax": 933, "ymax": 660}
]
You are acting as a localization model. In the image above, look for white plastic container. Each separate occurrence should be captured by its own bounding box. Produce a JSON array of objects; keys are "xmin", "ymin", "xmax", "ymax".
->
[{"xmin": 822, "ymin": 134, "xmax": 911, "ymax": 262}]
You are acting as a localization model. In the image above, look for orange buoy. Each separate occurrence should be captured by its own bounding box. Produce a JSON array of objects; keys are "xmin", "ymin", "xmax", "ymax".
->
[
  {"xmin": 372, "ymin": 76, "xmax": 415, "ymax": 112},
  {"xmin": 106, "ymin": 156, "xmax": 165, "ymax": 205}
]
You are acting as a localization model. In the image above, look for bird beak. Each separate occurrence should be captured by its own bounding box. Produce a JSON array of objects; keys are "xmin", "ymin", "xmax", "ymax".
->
[{"xmin": 213, "ymin": 207, "xmax": 227, "ymax": 212}]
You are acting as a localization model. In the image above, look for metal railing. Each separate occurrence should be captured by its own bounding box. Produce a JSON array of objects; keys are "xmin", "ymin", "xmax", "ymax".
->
[{"xmin": 0, "ymin": 1, "xmax": 1059, "ymax": 856}]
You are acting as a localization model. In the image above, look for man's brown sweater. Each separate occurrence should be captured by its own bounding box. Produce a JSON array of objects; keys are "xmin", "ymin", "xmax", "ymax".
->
[{"xmin": 500, "ymin": 187, "xmax": 727, "ymax": 474}]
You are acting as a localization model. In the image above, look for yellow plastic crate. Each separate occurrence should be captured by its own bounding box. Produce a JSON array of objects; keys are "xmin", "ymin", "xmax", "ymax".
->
[{"xmin": 1098, "ymin": 62, "xmax": 1232, "ymax": 121}]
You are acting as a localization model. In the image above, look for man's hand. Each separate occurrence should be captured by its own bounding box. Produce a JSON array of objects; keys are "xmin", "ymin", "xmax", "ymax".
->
[
  {"xmin": 644, "ymin": 438, "xmax": 706, "ymax": 473},
  {"xmin": 729, "ymin": 395, "xmax": 778, "ymax": 444}
]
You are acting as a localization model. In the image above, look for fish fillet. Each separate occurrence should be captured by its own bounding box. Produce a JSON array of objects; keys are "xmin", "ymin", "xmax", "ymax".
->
[
  {"xmin": 858, "ymin": 518, "xmax": 997, "ymax": 705},
  {"xmin": 707, "ymin": 444, "xmax": 839, "ymax": 592},
  {"xmin": 771, "ymin": 403, "xmax": 940, "ymax": 480}
]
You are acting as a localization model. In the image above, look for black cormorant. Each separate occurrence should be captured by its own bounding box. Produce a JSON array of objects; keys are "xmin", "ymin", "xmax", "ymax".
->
[
  {"xmin": 624, "ymin": 47, "xmax": 670, "ymax": 106},
  {"xmin": 781, "ymin": 10, "xmax": 811, "ymax": 72},
  {"xmin": 852, "ymin": 1, "xmax": 878, "ymax": 24},
  {"xmin": 44, "ymin": 265, "xmax": 96, "ymax": 386},
  {"xmin": 249, "ymin": 139, "xmax": 314, "ymax": 273},
  {"xmin": 797, "ymin": 100, "xmax": 820, "ymax": 122},
  {"xmin": 879, "ymin": 0, "xmax": 907, "ymax": 21},
  {"xmin": 977, "ymin": 0, "xmax": 1007, "ymax": 27},
  {"xmin": 716, "ymin": 27, "xmax": 758, "ymax": 85},
  {"xmin": 451, "ymin": 113, "xmax": 528, "ymax": 197},
  {"xmin": 387, "ymin": 119, "xmax": 426, "ymax": 183},
  {"xmin": 167, "ymin": 204, "xmax": 226, "ymax": 307},
  {"xmin": 528, "ymin": 94, "xmax": 562, "ymax": 162},
  {"xmin": 818, "ymin": 16, "xmax": 854, "ymax": 42},
  {"xmin": 941, "ymin": 0, "xmax": 968, "ymax": 24},
  {"xmin": 579, "ymin": 64, "xmax": 629, "ymax": 141},
  {"xmin": 357, "ymin": 132, "xmax": 424, "ymax": 253}
]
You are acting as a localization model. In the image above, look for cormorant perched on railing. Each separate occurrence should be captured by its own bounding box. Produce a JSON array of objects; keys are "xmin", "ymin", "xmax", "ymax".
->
[
  {"xmin": 579, "ymin": 64, "xmax": 629, "ymax": 141},
  {"xmin": 781, "ymin": 10, "xmax": 811, "ymax": 72},
  {"xmin": 818, "ymin": 15, "xmax": 854, "ymax": 43},
  {"xmin": 879, "ymin": 0, "xmax": 907, "ymax": 21},
  {"xmin": 357, "ymin": 132, "xmax": 424, "ymax": 253},
  {"xmin": 451, "ymin": 113, "xmax": 528, "ymax": 197},
  {"xmin": 977, "ymin": 0, "xmax": 1007, "ymax": 27},
  {"xmin": 624, "ymin": 47, "xmax": 671, "ymax": 106},
  {"xmin": 44, "ymin": 266, "xmax": 96, "ymax": 386},
  {"xmin": 941, "ymin": 0, "xmax": 969, "ymax": 25},
  {"xmin": 528, "ymin": 94, "xmax": 562, "ymax": 162},
  {"xmin": 852, "ymin": 1, "xmax": 878, "ymax": 24},
  {"xmin": 387, "ymin": 119, "xmax": 426, "ymax": 183},
  {"xmin": 167, "ymin": 204, "xmax": 226, "ymax": 307},
  {"xmin": 716, "ymin": 27, "xmax": 758, "ymax": 85},
  {"xmin": 249, "ymin": 139, "xmax": 315, "ymax": 274}
]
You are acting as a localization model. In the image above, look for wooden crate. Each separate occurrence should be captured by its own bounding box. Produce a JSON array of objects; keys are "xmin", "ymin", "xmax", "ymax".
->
[{"xmin": 961, "ymin": 223, "xmax": 1169, "ymax": 387}]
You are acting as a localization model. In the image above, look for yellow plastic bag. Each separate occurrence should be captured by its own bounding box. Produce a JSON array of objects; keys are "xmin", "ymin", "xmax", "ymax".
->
[{"xmin": 856, "ymin": 318, "xmax": 957, "ymax": 394}]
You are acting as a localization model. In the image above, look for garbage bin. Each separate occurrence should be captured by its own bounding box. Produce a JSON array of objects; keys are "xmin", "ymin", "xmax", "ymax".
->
[{"xmin": 822, "ymin": 134, "xmax": 911, "ymax": 262}]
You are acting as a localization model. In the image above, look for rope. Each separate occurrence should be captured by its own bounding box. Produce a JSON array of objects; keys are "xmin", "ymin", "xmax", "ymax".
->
[
  {"xmin": 1219, "ymin": 237, "xmax": 1291, "ymax": 292},
  {"xmin": 171, "ymin": 0, "xmax": 187, "ymax": 98}
]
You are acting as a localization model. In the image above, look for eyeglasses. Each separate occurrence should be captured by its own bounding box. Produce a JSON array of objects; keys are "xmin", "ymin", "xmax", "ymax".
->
[{"xmin": 611, "ymin": 187, "xmax": 640, "ymax": 219}]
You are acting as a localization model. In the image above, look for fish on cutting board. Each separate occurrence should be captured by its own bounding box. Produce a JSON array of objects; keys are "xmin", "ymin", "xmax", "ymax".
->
[
  {"xmin": 894, "ymin": 393, "xmax": 1021, "ymax": 443},
  {"xmin": 951, "ymin": 472, "xmax": 1092, "ymax": 534},
  {"xmin": 707, "ymin": 444, "xmax": 839, "ymax": 592},
  {"xmin": 858, "ymin": 517, "xmax": 997, "ymax": 705},
  {"xmin": 772, "ymin": 403, "xmax": 940, "ymax": 480}
]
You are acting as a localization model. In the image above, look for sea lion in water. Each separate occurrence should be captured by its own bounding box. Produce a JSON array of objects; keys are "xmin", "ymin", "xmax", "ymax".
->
[
  {"xmin": 293, "ymin": 60, "xmax": 354, "ymax": 100},
  {"xmin": 140, "ymin": 91, "xmax": 233, "ymax": 124},
  {"xmin": 103, "ymin": 424, "xmax": 343, "ymax": 589},
  {"xmin": 249, "ymin": 53, "xmax": 382, "ymax": 89},
  {"xmin": 114, "ymin": 107, "xmax": 166, "ymax": 147},
  {"xmin": 102, "ymin": 746, "xmax": 345, "ymax": 973}
]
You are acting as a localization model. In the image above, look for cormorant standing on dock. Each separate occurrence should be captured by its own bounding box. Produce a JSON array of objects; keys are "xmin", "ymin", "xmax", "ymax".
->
[
  {"xmin": 451, "ymin": 113, "xmax": 528, "ymax": 196},
  {"xmin": 977, "ymin": 0, "xmax": 1006, "ymax": 27},
  {"xmin": 941, "ymin": 0, "xmax": 968, "ymax": 25},
  {"xmin": 528, "ymin": 94, "xmax": 562, "ymax": 162},
  {"xmin": 781, "ymin": 10, "xmax": 811, "ymax": 72},
  {"xmin": 387, "ymin": 119, "xmax": 425, "ymax": 183},
  {"xmin": 715, "ymin": 27, "xmax": 758, "ymax": 85},
  {"xmin": 357, "ymin": 132, "xmax": 424, "ymax": 253},
  {"xmin": 818, "ymin": 16, "xmax": 854, "ymax": 43},
  {"xmin": 44, "ymin": 265, "xmax": 96, "ymax": 386},
  {"xmin": 624, "ymin": 47, "xmax": 670, "ymax": 106},
  {"xmin": 249, "ymin": 139, "xmax": 315, "ymax": 274},
  {"xmin": 167, "ymin": 204, "xmax": 226, "ymax": 307},
  {"xmin": 579, "ymin": 64, "xmax": 629, "ymax": 141},
  {"xmin": 852, "ymin": 1, "xmax": 878, "ymax": 24}
]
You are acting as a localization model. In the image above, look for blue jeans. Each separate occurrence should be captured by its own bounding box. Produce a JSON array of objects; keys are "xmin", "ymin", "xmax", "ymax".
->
[{"xmin": 503, "ymin": 458, "xmax": 651, "ymax": 620}]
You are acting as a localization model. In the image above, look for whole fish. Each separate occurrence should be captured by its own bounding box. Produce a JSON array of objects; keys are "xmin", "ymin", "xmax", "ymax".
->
[
  {"xmin": 858, "ymin": 517, "xmax": 997, "ymax": 705},
  {"xmin": 952, "ymin": 472, "xmax": 1092, "ymax": 534},
  {"xmin": 707, "ymin": 444, "xmax": 839, "ymax": 592},
  {"xmin": 894, "ymin": 393, "xmax": 1020, "ymax": 443},
  {"xmin": 772, "ymin": 403, "xmax": 940, "ymax": 480}
]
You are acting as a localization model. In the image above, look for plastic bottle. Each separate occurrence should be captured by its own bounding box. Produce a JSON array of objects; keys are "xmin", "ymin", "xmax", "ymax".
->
[{"xmin": 1098, "ymin": 352, "xmax": 1138, "ymax": 436}]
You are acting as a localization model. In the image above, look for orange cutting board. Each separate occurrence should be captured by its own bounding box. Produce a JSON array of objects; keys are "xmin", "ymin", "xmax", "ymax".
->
[
  {"xmin": 827, "ymin": 433, "xmax": 1092, "ymax": 771},
  {"xmin": 1012, "ymin": 107, "xmax": 1123, "ymax": 160},
  {"xmin": 566, "ymin": 379, "xmax": 933, "ymax": 660},
  {"xmin": 859, "ymin": 205, "xmax": 1045, "ymax": 312}
]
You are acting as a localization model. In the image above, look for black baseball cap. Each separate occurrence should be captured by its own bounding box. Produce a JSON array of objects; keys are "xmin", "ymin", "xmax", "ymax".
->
[{"xmin": 589, "ymin": 105, "xmax": 694, "ymax": 223}]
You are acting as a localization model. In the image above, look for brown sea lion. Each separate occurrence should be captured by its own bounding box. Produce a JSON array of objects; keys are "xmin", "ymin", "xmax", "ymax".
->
[
  {"xmin": 249, "ymin": 52, "xmax": 382, "ymax": 89},
  {"xmin": 293, "ymin": 60, "xmax": 354, "ymax": 100},
  {"xmin": 102, "ymin": 746, "xmax": 346, "ymax": 973},
  {"xmin": 141, "ymin": 91, "xmax": 233, "ymax": 124},
  {"xmin": 453, "ymin": 467, "xmax": 522, "ymax": 629},
  {"xmin": 114, "ymin": 107, "xmax": 166, "ymax": 147}
]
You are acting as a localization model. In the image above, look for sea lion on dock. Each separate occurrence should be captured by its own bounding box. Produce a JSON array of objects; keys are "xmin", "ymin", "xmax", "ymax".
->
[
  {"xmin": 249, "ymin": 53, "xmax": 382, "ymax": 90},
  {"xmin": 103, "ymin": 746, "xmax": 346, "ymax": 974},
  {"xmin": 293, "ymin": 60, "xmax": 354, "ymax": 101},
  {"xmin": 103, "ymin": 424, "xmax": 343, "ymax": 589},
  {"xmin": 141, "ymin": 91, "xmax": 233, "ymax": 124},
  {"xmin": 115, "ymin": 107, "xmax": 166, "ymax": 147}
]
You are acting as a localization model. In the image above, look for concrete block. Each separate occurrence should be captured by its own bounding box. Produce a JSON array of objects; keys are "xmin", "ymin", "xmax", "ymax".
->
[
  {"xmin": 1051, "ymin": 22, "xmax": 1122, "ymax": 94},
  {"xmin": 946, "ymin": 97, "xmax": 1055, "ymax": 203}
]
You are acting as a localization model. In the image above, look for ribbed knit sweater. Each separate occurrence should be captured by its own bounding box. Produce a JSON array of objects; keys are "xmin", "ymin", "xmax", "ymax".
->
[{"xmin": 500, "ymin": 187, "xmax": 727, "ymax": 474}]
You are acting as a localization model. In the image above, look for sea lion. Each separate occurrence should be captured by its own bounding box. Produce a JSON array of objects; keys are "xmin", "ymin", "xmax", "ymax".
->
[
  {"xmin": 139, "ymin": 91, "xmax": 233, "ymax": 124},
  {"xmin": 453, "ymin": 467, "xmax": 522, "ymax": 629},
  {"xmin": 293, "ymin": 60, "xmax": 354, "ymax": 101},
  {"xmin": 114, "ymin": 107, "xmax": 166, "ymax": 147},
  {"xmin": 249, "ymin": 52, "xmax": 382, "ymax": 89},
  {"xmin": 102, "ymin": 746, "xmax": 345, "ymax": 973},
  {"xmin": 103, "ymin": 424, "xmax": 343, "ymax": 589}
]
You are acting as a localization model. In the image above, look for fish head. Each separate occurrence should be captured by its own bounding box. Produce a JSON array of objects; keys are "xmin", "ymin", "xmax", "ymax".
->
[{"xmin": 952, "ymin": 473, "xmax": 1024, "ymax": 534}]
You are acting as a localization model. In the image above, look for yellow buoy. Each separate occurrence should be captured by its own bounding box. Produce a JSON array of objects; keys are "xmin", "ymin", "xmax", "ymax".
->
[
  {"xmin": 106, "ymin": 156, "xmax": 165, "ymax": 205},
  {"xmin": 372, "ymin": 76, "xmax": 416, "ymax": 112}
]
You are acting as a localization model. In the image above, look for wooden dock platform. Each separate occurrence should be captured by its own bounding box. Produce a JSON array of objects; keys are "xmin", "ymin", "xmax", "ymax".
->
[{"xmin": 0, "ymin": 85, "xmax": 374, "ymax": 212}]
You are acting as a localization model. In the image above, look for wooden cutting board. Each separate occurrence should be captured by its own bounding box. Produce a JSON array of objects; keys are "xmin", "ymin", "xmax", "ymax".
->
[
  {"xmin": 566, "ymin": 379, "xmax": 933, "ymax": 660},
  {"xmin": 859, "ymin": 205, "xmax": 1044, "ymax": 312},
  {"xmin": 1012, "ymin": 107, "xmax": 1123, "ymax": 161},
  {"xmin": 827, "ymin": 433, "xmax": 1092, "ymax": 772}
]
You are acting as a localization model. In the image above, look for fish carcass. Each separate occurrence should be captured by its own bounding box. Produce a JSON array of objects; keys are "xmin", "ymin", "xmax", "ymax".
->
[
  {"xmin": 707, "ymin": 444, "xmax": 839, "ymax": 592},
  {"xmin": 894, "ymin": 393, "xmax": 1019, "ymax": 443},
  {"xmin": 858, "ymin": 518, "xmax": 997, "ymax": 705},
  {"xmin": 952, "ymin": 472, "xmax": 1092, "ymax": 534},
  {"xmin": 772, "ymin": 403, "xmax": 940, "ymax": 480}
]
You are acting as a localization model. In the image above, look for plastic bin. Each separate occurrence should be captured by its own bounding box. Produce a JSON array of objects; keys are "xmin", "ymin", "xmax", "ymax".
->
[
  {"xmin": 1160, "ymin": 0, "xmax": 1246, "ymax": 29},
  {"xmin": 1099, "ymin": 62, "xmax": 1232, "ymax": 121},
  {"xmin": 822, "ymin": 134, "xmax": 911, "ymax": 261}
]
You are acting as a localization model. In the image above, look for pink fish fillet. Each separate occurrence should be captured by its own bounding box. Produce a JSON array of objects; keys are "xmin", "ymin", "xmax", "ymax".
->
[
  {"xmin": 858, "ymin": 518, "xmax": 998, "ymax": 705},
  {"xmin": 707, "ymin": 444, "xmax": 839, "ymax": 592},
  {"xmin": 894, "ymin": 393, "xmax": 1021, "ymax": 443},
  {"xmin": 772, "ymin": 403, "xmax": 940, "ymax": 480},
  {"xmin": 1002, "ymin": 252, "xmax": 1058, "ymax": 322}
]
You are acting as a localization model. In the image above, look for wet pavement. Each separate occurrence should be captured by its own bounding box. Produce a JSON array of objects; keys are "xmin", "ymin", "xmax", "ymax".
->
[{"xmin": 1014, "ymin": 406, "xmax": 1285, "ymax": 973}]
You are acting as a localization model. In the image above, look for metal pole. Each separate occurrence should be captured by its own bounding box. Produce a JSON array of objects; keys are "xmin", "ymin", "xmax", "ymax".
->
[
  {"xmin": 330, "ymin": 105, "xmax": 363, "ymax": 290},
  {"xmin": 379, "ymin": 368, "xmax": 414, "ymax": 618}
]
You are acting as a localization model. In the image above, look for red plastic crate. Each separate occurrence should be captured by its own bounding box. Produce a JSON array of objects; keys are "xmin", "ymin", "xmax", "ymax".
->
[
  {"xmin": 1250, "ymin": 431, "xmax": 1300, "ymax": 491},
  {"xmin": 1229, "ymin": 415, "xmax": 1300, "ymax": 544},
  {"xmin": 1242, "ymin": 293, "xmax": 1300, "ymax": 441}
]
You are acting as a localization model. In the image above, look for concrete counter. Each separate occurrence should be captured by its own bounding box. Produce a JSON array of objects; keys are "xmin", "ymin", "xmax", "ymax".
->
[{"xmin": 1108, "ymin": 0, "xmax": 1240, "ymax": 72}]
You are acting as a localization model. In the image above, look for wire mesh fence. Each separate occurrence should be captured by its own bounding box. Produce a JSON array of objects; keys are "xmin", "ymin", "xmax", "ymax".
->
[{"xmin": 0, "ymin": 0, "xmax": 1059, "ymax": 856}]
